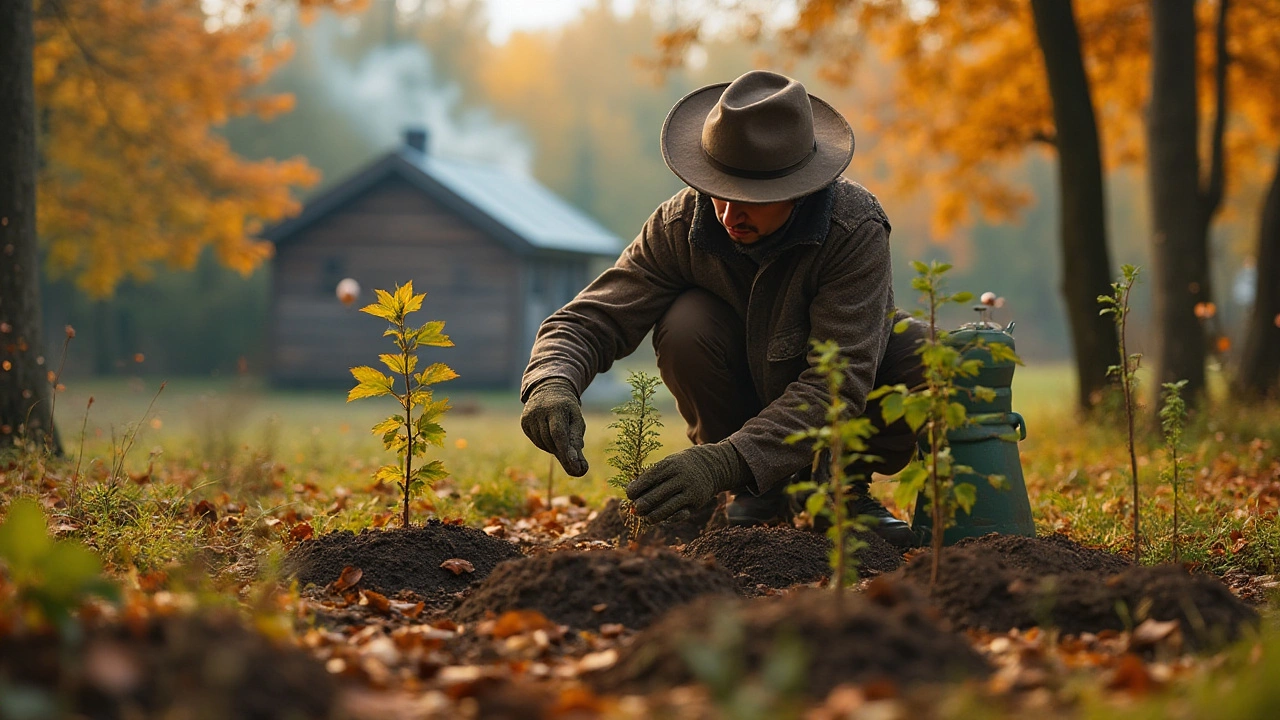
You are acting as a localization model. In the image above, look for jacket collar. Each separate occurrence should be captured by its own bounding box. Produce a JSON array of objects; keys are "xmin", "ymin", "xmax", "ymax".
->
[{"xmin": 688, "ymin": 183, "xmax": 836, "ymax": 263}]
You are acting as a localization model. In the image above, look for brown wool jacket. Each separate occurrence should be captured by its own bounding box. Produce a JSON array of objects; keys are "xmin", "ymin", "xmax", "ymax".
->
[{"xmin": 521, "ymin": 177, "xmax": 908, "ymax": 494}]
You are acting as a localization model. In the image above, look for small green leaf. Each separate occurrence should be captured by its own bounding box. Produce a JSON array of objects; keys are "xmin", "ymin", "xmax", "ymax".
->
[
  {"xmin": 893, "ymin": 464, "xmax": 927, "ymax": 510},
  {"xmin": 360, "ymin": 303, "xmax": 397, "ymax": 322},
  {"xmin": 951, "ymin": 291, "xmax": 974, "ymax": 304},
  {"xmin": 380, "ymin": 353, "xmax": 417, "ymax": 376},
  {"xmin": 893, "ymin": 318, "xmax": 912, "ymax": 334},
  {"xmin": 953, "ymin": 483, "xmax": 978, "ymax": 514},
  {"xmin": 805, "ymin": 492, "xmax": 827, "ymax": 518},
  {"xmin": 374, "ymin": 464, "xmax": 403, "ymax": 484},
  {"xmin": 903, "ymin": 396, "xmax": 930, "ymax": 432},
  {"xmin": 415, "ymin": 321, "xmax": 453, "ymax": 348},
  {"xmin": 0, "ymin": 499, "xmax": 54, "ymax": 574},
  {"xmin": 417, "ymin": 363, "xmax": 458, "ymax": 386},
  {"xmin": 910, "ymin": 260, "xmax": 929, "ymax": 274},
  {"xmin": 880, "ymin": 392, "xmax": 905, "ymax": 424},
  {"xmin": 348, "ymin": 366, "xmax": 394, "ymax": 401},
  {"xmin": 945, "ymin": 402, "xmax": 967, "ymax": 428}
]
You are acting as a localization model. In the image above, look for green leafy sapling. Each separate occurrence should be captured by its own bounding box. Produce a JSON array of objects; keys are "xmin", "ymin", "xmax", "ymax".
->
[
  {"xmin": 348, "ymin": 281, "xmax": 458, "ymax": 529},
  {"xmin": 1159, "ymin": 379, "xmax": 1189, "ymax": 564},
  {"xmin": 1099, "ymin": 264, "xmax": 1142, "ymax": 562},
  {"xmin": 607, "ymin": 371, "xmax": 664, "ymax": 537},
  {"xmin": 0, "ymin": 499, "xmax": 118, "ymax": 632},
  {"xmin": 785, "ymin": 339, "xmax": 877, "ymax": 601},
  {"xmin": 868, "ymin": 260, "xmax": 1017, "ymax": 586}
]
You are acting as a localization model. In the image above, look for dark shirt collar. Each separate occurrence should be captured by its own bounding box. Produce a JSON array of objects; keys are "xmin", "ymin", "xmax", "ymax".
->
[{"xmin": 688, "ymin": 184, "xmax": 836, "ymax": 264}]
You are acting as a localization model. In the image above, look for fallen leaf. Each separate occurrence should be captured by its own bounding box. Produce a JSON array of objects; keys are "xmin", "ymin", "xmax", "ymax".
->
[
  {"xmin": 592, "ymin": 603, "xmax": 608, "ymax": 613},
  {"xmin": 554, "ymin": 686, "xmax": 604, "ymax": 713},
  {"xmin": 1108, "ymin": 653, "xmax": 1154, "ymax": 695},
  {"xmin": 1129, "ymin": 618, "xmax": 1182, "ymax": 652},
  {"xmin": 599, "ymin": 623, "xmax": 624, "ymax": 639},
  {"xmin": 191, "ymin": 500, "xmax": 217, "ymax": 522},
  {"xmin": 440, "ymin": 558, "xmax": 475, "ymax": 575},
  {"xmin": 289, "ymin": 523, "xmax": 314, "ymax": 542},
  {"xmin": 360, "ymin": 590, "xmax": 392, "ymax": 614},
  {"xmin": 333, "ymin": 566, "xmax": 363, "ymax": 592},
  {"xmin": 490, "ymin": 609, "xmax": 557, "ymax": 639},
  {"xmin": 576, "ymin": 649, "xmax": 618, "ymax": 673}
]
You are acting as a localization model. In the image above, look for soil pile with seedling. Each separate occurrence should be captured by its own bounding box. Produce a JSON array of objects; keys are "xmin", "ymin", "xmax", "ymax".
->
[
  {"xmin": 284, "ymin": 520, "xmax": 523, "ymax": 599},
  {"xmin": 578, "ymin": 496, "xmax": 714, "ymax": 546},
  {"xmin": 683, "ymin": 525, "xmax": 903, "ymax": 593},
  {"xmin": 453, "ymin": 548, "xmax": 739, "ymax": 630},
  {"xmin": 0, "ymin": 612, "xmax": 338, "ymax": 719},
  {"xmin": 901, "ymin": 534, "xmax": 1258, "ymax": 646},
  {"xmin": 592, "ymin": 580, "xmax": 989, "ymax": 699}
]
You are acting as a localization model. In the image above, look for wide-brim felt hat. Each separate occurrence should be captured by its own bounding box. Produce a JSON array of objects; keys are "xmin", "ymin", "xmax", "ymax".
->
[{"xmin": 661, "ymin": 70, "xmax": 854, "ymax": 204}]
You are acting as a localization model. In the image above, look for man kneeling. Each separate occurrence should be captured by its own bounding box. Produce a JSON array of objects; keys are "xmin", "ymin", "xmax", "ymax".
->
[{"xmin": 519, "ymin": 70, "xmax": 923, "ymax": 549}]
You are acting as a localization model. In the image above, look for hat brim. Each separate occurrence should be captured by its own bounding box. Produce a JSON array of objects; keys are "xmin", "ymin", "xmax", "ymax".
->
[{"xmin": 661, "ymin": 82, "xmax": 855, "ymax": 204}]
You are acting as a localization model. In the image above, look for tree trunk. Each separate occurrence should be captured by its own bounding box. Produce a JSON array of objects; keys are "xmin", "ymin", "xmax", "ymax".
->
[
  {"xmin": 1235, "ymin": 145, "xmax": 1280, "ymax": 397},
  {"xmin": 1148, "ymin": 0, "xmax": 1211, "ymax": 399},
  {"xmin": 1029, "ymin": 0, "xmax": 1121, "ymax": 412},
  {"xmin": 0, "ymin": 0, "xmax": 58, "ymax": 452}
]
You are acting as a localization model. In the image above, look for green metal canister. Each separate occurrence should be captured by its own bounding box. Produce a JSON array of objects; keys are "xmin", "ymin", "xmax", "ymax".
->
[{"xmin": 910, "ymin": 318, "xmax": 1035, "ymax": 545}]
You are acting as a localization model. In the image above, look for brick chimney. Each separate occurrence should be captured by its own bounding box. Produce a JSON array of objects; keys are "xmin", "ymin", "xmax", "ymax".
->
[{"xmin": 403, "ymin": 127, "xmax": 428, "ymax": 154}]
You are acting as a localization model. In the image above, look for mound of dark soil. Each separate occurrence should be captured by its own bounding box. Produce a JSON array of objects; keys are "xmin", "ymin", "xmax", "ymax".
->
[
  {"xmin": 0, "ymin": 612, "xmax": 337, "ymax": 719},
  {"xmin": 682, "ymin": 525, "xmax": 903, "ymax": 592},
  {"xmin": 592, "ymin": 581, "xmax": 989, "ymax": 699},
  {"xmin": 902, "ymin": 534, "xmax": 1258, "ymax": 647},
  {"xmin": 452, "ymin": 548, "xmax": 739, "ymax": 630},
  {"xmin": 576, "ymin": 497, "xmax": 714, "ymax": 546},
  {"xmin": 284, "ymin": 520, "xmax": 524, "ymax": 598}
]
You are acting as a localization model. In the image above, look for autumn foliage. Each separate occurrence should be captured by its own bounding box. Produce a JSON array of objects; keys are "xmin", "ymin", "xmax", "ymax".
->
[{"xmin": 32, "ymin": 0, "xmax": 363, "ymax": 297}]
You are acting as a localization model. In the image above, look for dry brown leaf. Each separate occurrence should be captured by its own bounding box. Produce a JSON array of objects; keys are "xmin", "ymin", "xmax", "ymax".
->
[
  {"xmin": 332, "ymin": 565, "xmax": 363, "ymax": 592},
  {"xmin": 1129, "ymin": 618, "xmax": 1182, "ymax": 652},
  {"xmin": 360, "ymin": 590, "xmax": 392, "ymax": 614},
  {"xmin": 490, "ymin": 609, "xmax": 557, "ymax": 639},
  {"xmin": 289, "ymin": 522, "xmax": 314, "ymax": 542},
  {"xmin": 440, "ymin": 558, "xmax": 475, "ymax": 575},
  {"xmin": 1108, "ymin": 653, "xmax": 1154, "ymax": 695},
  {"xmin": 191, "ymin": 500, "xmax": 217, "ymax": 522}
]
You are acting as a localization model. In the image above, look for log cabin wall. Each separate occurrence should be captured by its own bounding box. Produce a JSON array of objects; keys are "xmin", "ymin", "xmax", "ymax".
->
[{"xmin": 270, "ymin": 175, "xmax": 523, "ymax": 387}]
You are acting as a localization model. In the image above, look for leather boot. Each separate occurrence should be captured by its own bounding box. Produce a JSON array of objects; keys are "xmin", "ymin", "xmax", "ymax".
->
[{"xmin": 846, "ymin": 481, "xmax": 917, "ymax": 549}]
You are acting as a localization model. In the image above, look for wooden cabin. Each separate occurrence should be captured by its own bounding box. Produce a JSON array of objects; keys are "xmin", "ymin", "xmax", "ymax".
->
[{"xmin": 263, "ymin": 130, "xmax": 622, "ymax": 388}]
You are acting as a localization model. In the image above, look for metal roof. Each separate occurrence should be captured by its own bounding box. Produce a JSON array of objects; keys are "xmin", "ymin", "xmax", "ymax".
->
[
  {"xmin": 263, "ymin": 145, "xmax": 623, "ymax": 259},
  {"xmin": 408, "ymin": 149, "xmax": 622, "ymax": 256}
]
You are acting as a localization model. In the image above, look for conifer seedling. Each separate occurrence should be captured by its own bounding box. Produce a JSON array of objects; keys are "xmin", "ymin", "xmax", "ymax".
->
[
  {"xmin": 1160, "ymin": 379, "xmax": 1189, "ymax": 564},
  {"xmin": 348, "ymin": 282, "xmax": 457, "ymax": 529},
  {"xmin": 607, "ymin": 371, "xmax": 664, "ymax": 537}
]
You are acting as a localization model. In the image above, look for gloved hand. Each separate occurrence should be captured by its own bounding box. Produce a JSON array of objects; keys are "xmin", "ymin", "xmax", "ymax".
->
[
  {"xmin": 521, "ymin": 377, "xmax": 589, "ymax": 476},
  {"xmin": 626, "ymin": 441, "xmax": 746, "ymax": 523}
]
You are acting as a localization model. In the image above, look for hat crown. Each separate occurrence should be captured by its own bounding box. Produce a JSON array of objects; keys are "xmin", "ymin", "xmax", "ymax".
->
[{"xmin": 701, "ymin": 71, "xmax": 816, "ymax": 175}]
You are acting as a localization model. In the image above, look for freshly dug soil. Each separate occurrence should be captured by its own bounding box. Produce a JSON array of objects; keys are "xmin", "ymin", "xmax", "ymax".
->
[
  {"xmin": 577, "ymin": 497, "xmax": 714, "ymax": 546},
  {"xmin": 0, "ymin": 612, "xmax": 337, "ymax": 719},
  {"xmin": 592, "ymin": 582, "xmax": 989, "ymax": 699},
  {"xmin": 452, "ymin": 548, "xmax": 740, "ymax": 630},
  {"xmin": 284, "ymin": 520, "xmax": 524, "ymax": 598},
  {"xmin": 901, "ymin": 534, "xmax": 1258, "ymax": 647},
  {"xmin": 682, "ymin": 525, "xmax": 903, "ymax": 592}
]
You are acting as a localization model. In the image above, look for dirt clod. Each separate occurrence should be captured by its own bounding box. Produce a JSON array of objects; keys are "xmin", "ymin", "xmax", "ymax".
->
[
  {"xmin": 284, "ymin": 520, "xmax": 524, "ymax": 600},
  {"xmin": 900, "ymin": 533, "xmax": 1258, "ymax": 647},
  {"xmin": 453, "ymin": 548, "xmax": 740, "ymax": 630},
  {"xmin": 592, "ymin": 582, "xmax": 989, "ymax": 699},
  {"xmin": 682, "ymin": 525, "xmax": 904, "ymax": 592}
]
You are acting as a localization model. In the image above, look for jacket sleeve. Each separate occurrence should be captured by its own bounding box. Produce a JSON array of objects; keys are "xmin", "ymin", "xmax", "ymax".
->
[
  {"xmin": 521, "ymin": 201, "xmax": 691, "ymax": 401},
  {"xmin": 728, "ymin": 218, "xmax": 896, "ymax": 493}
]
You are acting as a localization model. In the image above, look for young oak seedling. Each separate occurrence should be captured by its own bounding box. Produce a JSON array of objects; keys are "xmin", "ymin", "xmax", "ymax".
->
[
  {"xmin": 348, "ymin": 282, "xmax": 458, "ymax": 529},
  {"xmin": 607, "ymin": 371, "xmax": 664, "ymax": 539},
  {"xmin": 785, "ymin": 339, "xmax": 877, "ymax": 601},
  {"xmin": 1159, "ymin": 379, "xmax": 1189, "ymax": 564},
  {"xmin": 868, "ymin": 260, "xmax": 1016, "ymax": 587}
]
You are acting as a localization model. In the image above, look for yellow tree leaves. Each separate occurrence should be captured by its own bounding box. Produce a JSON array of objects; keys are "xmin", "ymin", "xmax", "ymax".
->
[{"xmin": 33, "ymin": 0, "xmax": 361, "ymax": 298}]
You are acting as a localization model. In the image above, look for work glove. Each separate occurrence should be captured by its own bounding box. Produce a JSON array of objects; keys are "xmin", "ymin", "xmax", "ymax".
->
[
  {"xmin": 626, "ymin": 441, "xmax": 746, "ymax": 524},
  {"xmin": 521, "ymin": 377, "xmax": 589, "ymax": 476}
]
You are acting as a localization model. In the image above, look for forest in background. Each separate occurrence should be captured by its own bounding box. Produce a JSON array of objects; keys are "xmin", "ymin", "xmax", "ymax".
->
[{"xmin": 37, "ymin": 0, "xmax": 1270, "ymax": 377}]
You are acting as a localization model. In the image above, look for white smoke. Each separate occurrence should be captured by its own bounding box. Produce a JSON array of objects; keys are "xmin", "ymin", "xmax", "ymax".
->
[{"xmin": 299, "ymin": 13, "xmax": 533, "ymax": 175}]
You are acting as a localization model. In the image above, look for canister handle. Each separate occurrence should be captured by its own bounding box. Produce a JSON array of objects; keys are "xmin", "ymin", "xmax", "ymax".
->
[{"xmin": 1009, "ymin": 411, "xmax": 1027, "ymax": 441}]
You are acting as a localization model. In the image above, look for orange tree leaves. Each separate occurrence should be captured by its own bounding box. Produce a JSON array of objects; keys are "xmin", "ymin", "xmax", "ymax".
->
[{"xmin": 32, "ymin": 0, "xmax": 364, "ymax": 298}]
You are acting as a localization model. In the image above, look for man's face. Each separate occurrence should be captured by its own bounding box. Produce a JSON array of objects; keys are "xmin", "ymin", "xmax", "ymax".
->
[{"xmin": 710, "ymin": 197, "xmax": 796, "ymax": 244}]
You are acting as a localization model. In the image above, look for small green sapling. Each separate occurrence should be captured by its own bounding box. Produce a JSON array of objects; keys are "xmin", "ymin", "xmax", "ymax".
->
[
  {"xmin": 785, "ymin": 339, "xmax": 877, "ymax": 600},
  {"xmin": 607, "ymin": 371, "xmax": 664, "ymax": 536},
  {"xmin": 868, "ymin": 260, "xmax": 1016, "ymax": 586},
  {"xmin": 348, "ymin": 281, "xmax": 458, "ymax": 529},
  {"xmin": 1159, "ymin": 379, "xmax": 1189, "ymax": 564},
  {"xmin": 1098, "ymin": 264, "xmax": 1142, "ymax": 562}
]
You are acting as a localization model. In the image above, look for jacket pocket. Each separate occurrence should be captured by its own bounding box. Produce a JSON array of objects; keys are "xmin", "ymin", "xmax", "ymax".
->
[{"xmin": 766, "ymin": 326, "xmax": 808, "ymax": 361}]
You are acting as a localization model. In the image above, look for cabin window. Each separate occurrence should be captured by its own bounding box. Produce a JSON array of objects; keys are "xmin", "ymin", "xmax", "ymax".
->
[{"xmin": 320, "ymin": 256, "xmax": 345, "ymax": 295}]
